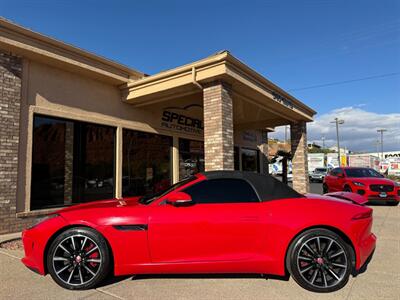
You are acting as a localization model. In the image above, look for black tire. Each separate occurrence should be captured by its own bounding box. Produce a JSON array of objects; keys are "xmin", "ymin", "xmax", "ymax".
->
[
  {"xmin": 343, "ymin": 186, "xmax": 352, "ymax": 193},
  {"xmin": 286, "ymin": 228, "xmax": 353, "ymax": 293},
  {"xmin": 47, "ymin": 227, "xmax": 111, "ymax": 290},
  {"xmin": 322, "ymin": 184, "xmax": 329, "ymax": 194}
]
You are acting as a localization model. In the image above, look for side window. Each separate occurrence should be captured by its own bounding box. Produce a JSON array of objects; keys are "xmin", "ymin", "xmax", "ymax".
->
[
  {"xmin": 330, "ymin": 168, "xmax": 338, "ymax": 176},
  {"xmin": 184, "ymin": 179, "xmax": 259, "ymax": 204}
]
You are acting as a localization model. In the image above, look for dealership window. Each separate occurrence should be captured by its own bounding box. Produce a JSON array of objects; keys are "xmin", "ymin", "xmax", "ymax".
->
[
  {"xmin": 31, "ymin": 115, "xmax": 115, "ymax": 210},
  {"xmin": 179, "ymin": 138, "xmax": 204, "ymax": 180},
  {"xmin": 184, "ymin": 179, "xmax": 259, "ymax": 203},
  {"xmin": 241, "ymin": 148, "xmax": 260, "ymax": 173},
  {"xmin": 122, "ymin": 129, "xmax": 172, "ymax": 197},
  {"xmin": 234, "ymin": 146, "xmax": 240, "ymax": 170}
]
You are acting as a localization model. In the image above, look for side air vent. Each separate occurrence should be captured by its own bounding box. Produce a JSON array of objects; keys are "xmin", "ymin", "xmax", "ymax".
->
[{"xmin": 113, "ymin": 225, "xmax": 148, "ymax": 231}]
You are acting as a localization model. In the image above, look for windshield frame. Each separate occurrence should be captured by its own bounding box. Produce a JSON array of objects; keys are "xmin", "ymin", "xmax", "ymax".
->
[{"xmin": 138, "ymin": 176, "xmax": 197, "ymax": 205}]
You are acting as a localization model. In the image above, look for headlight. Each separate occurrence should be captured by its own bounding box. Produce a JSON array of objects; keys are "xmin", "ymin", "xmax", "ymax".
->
[
  {"xmin": 394, "ymin": 182, "xmax": 400, "ymax": 187},
  {"xmin": 353, "ymin": 181, "xmax": 365, "ymax": 187},
  {"xmin": 28, "ymin": 214, "xmax": 59, "ymax": 229}
]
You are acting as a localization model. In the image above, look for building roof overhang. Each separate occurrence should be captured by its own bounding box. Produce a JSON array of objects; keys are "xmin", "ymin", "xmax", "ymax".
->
[
  {"xmin": 121, "ymin": 51, "xmax": 316, "ymax": 124},
  {"xmin": 0, "ymin": 18, "xmax": 144, "ymax": 84}
]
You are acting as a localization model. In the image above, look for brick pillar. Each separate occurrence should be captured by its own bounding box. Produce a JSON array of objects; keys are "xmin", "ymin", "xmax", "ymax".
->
[
  {"xmin": 259, "ymin": 130, "xmax": 269, "ymax": 174},
  {"xmin": 203, "ymin": 81, "xmax": 234, "ymax": 171},
  {"xmin": 290, "ymin": 122, "xmax": 309, "ymax": 194},
  {"xmin": 0, "ymin": 51, "xmax": 22, "ymax": 234}
]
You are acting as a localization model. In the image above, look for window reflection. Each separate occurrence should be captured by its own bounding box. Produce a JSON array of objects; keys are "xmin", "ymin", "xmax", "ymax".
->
[
  {"xmin": 122, "ymin": 130, "xmax": 172, "ymax": 197},
  {"xmin": 31, "ymin": 115, "xmax": 115, "ymax": 210},
  {"xmin": 241, "ymin": 148, "xmax": 260, "ymax": 173},
  {"xmin": 179, "ymin": 139, "xmax": 204, "ymax": 180}
]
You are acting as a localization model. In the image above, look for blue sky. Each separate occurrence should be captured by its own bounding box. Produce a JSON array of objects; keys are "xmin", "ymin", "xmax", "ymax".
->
[{"xmin": 1, "ymin": 0, "xmax": 399, "ymax": 151}]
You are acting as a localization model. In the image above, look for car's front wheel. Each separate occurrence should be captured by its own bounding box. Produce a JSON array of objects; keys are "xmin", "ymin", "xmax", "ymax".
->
[
  {"xmin": 47, "ymin": 227, "xmax": 111, "ymax": 290},
  {"xmin": 286, "ymin": 228, "xmax": 353, "ymax": 293}
]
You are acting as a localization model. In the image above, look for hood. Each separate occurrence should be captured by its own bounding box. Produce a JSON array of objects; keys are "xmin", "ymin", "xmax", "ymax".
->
[
  {"xmin": 56, "ymin": 196, "xmax": 141, "ymax": 214},
  {"xmin": 348, "ymin": 177, "xmax": 395, "ymax": 185},
  {"xmin": 306, "ymin": 192, "xmax": 367, "ymax": 205}
]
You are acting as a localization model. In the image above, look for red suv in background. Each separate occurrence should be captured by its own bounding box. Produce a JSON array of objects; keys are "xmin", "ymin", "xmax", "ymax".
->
[{"xmin": 323, "ymin": 167, "xmax": 400, "ymax": 206}]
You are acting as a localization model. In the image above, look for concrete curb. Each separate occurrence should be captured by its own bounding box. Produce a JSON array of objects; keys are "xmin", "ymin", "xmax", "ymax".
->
[{"xmin": 0, "ymin": 232, "xmax": 21, "ymax": 244}]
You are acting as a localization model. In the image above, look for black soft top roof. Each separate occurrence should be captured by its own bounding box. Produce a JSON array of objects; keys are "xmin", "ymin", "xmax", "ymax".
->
[{"xmin": 201, "ymin": 171, "xmax": 304, "ymax": 201}]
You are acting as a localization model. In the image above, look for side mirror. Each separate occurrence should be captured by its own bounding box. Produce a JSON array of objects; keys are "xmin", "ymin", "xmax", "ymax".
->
[
  {"xmin": 338, "ymin": 173, "xmax": 345, "ymax": 178},
  {"xmin": 166, "ymin": 192, "xmax": 194, "ymax": 207}
]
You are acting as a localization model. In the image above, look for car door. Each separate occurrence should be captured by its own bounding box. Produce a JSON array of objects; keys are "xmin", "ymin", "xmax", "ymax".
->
[
  {"xmin": 148, "ymin": 178, "xmax": 263, "ymax": 263},
  {"xmin": 324, "ymin": 169, "xmax": 335, "ymax": 191},
  {"xmin": 326, "ymin": 168, "xmax": 340, "ymax": 191},
  {"xmin": 335, "ymin": 168, "xmax": 347, "ymax": 191}
]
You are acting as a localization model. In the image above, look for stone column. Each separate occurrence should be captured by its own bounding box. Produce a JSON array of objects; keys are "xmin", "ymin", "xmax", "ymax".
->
[
  {"xmin": 290, "ymin": 121, "xmax": 309, "ymax": 194},
  {"xmin": 259, "ymin": 130, "xmax": 269, "ymax": 174},
  {"xmin": 203, "ymin": 81, "xmax": 234, "ymax": 171}
]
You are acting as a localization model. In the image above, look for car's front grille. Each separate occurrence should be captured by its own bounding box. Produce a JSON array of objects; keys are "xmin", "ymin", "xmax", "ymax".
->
[{"xmin": 370, "ymin": 184, "xmax": 394, "ymax": 192}]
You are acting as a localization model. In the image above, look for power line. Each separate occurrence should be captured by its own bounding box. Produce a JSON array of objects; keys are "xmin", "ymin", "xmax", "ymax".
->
[{"xmin": 288, "ymin": 72, "xmax": 400, "ymax": 92}]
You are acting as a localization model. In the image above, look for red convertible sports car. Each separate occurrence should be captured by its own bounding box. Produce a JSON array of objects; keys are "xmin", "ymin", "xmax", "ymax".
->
[
  {"xmin": 22, "ymin": 171, "xmax": 376, "ymax": 293},
  {"xmin": 323, "ymin": 167, "xmax": 400, "ymax": 205}
]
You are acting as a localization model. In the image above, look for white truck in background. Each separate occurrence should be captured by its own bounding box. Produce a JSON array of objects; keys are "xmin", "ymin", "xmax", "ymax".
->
[{"xmin": 348, "ymin": 154, "xmax": 380, "ymax": 171}]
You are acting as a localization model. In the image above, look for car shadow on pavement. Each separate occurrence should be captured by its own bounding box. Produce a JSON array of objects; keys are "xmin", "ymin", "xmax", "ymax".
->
[
  {"xmin": 96, "ymin": 275, "xmax": 133, "ymax": 288},
  {"xmin": 130, "ymin": 273, "xmax": 290, "ymax": 281}
]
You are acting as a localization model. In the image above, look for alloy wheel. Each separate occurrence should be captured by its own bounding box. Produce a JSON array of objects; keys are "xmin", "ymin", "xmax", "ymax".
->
[
  {"xmin": 296, "ymin": 236, "xmax": 348, "ymax": 289},
  {"xmin": 52, "ymin": 234, "xmax": 102, "ymax": 286}
]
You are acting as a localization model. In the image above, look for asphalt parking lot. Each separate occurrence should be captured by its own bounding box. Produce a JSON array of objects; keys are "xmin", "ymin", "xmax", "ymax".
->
[{"xmin": 0, "ymin": 185, "xmax": 398, "ymax": 300}]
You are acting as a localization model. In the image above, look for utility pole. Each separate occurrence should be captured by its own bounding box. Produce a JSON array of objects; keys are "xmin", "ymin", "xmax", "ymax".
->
[
  {"xmin": 330, "ymin": 118, "xmax": 344, "ymax": 166},
  {"xmin": 377, "ymin": 129, "xmax": 387, "ymax": 161}
]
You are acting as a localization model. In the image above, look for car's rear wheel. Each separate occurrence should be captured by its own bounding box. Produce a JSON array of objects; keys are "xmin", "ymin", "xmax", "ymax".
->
[
  {"xmin": 287, "ymin": 228, "xmax": 353, "ymax": 293},
  {"xmin": 322, "ymin": 184, "xmax": 329, "ymax": 194},
  {"xmin": 47, "ymin": 227, "xmax": 111, "ymax": 290}
]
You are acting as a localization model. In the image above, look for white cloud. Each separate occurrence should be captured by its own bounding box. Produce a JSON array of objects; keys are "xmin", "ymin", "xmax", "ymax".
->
[{"xmin": 269, "ymin": 107, "xmax": 400, "ymax": 152}]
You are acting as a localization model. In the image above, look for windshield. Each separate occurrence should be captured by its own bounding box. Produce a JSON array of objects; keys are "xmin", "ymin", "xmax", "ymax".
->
[
  {"xmin": 139, "ymin": 176, "xmax": 197, "ymax": 205},
  {"xmin": 315, "ymin": 168, "xmax": 327, "ymax": 173},
  {"xmin": 344, "ymin": 168, "xmax": 384, "ymax": 178}
]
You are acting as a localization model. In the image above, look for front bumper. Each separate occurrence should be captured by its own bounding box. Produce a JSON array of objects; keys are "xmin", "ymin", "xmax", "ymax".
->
[
  {"xmin": 21, "ymin": 215, "xmax": 68, "ymax": 275},
  {"xmin": 353, "ymin": 187, "xmax": 399, "ymax": 203}
]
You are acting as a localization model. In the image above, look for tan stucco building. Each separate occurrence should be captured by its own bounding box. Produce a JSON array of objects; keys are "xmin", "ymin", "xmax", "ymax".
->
[{"xmin": 0, "ymin": 19, "xmax": 315, "ymax": 234}]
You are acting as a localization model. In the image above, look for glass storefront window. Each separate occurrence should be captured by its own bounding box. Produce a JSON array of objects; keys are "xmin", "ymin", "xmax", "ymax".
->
[
  {"xmin": 122, "ymin": 130, "xmax": 172, "ymax": 197},
  {"xmin": 31, "ymin": 115, "xmax": 115, "ymax": 210},
  {"xmin": 234, "ymin": 146, "xmax": 240, "ymax": 170},
  {"xmin": 72, "ymin": 123, "xmax": 115, "ymax": 203},
  {"xmin": 241, "ymin": 148, "xmax": 260, "ymax": 173},
  {"xmin": 179, "ymin": 139, "xmax": 204, "ymax": 180}
]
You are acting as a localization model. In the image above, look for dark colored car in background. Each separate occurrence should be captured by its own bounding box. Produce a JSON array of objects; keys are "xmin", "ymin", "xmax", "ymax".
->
[{"xmin": 323, "ymin": 167, "xmax": 400, "ymax": 205}]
